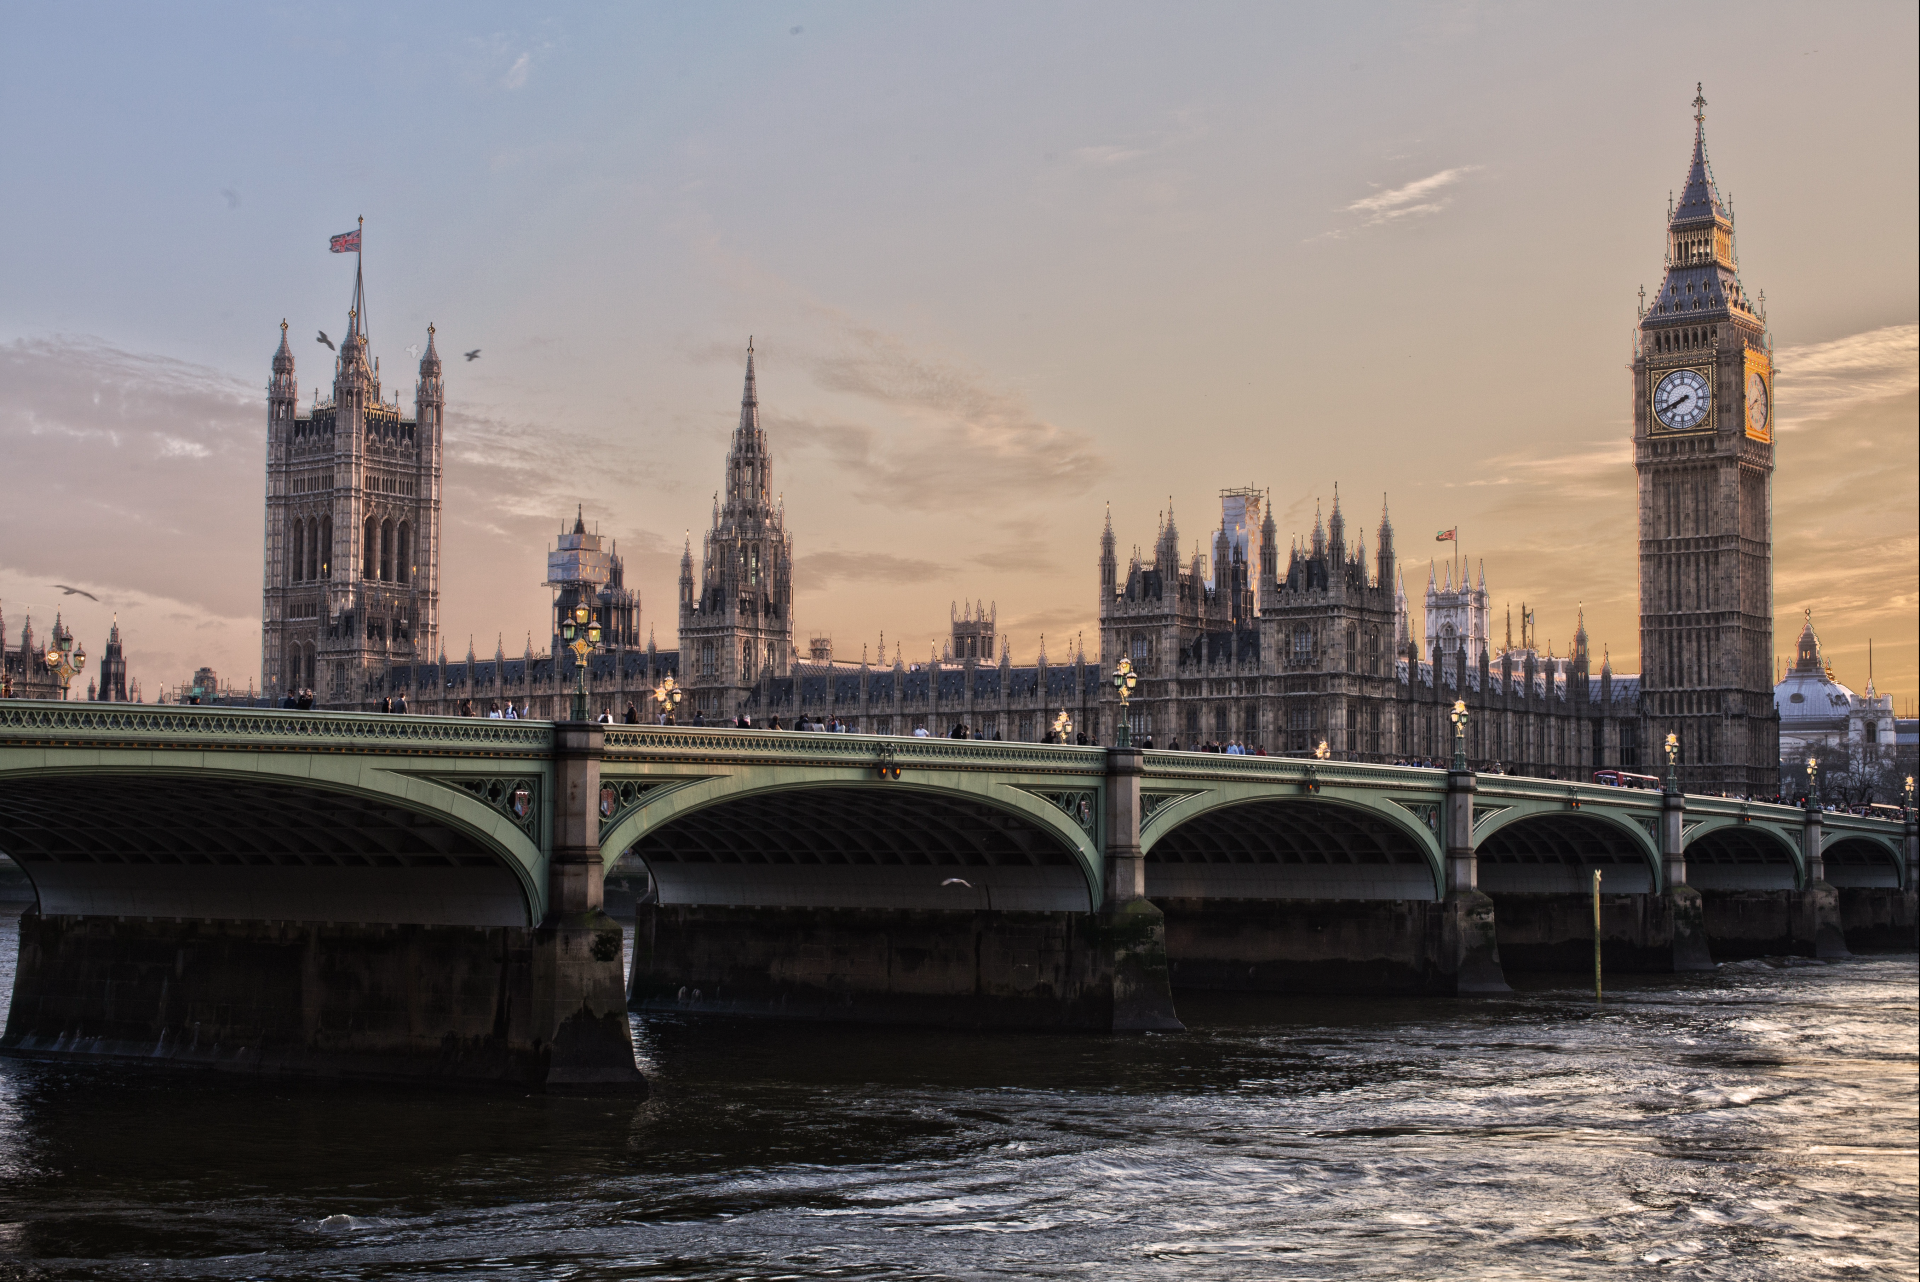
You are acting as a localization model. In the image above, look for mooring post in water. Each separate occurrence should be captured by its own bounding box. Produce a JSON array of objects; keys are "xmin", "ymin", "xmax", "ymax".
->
[{"xmin": 1592, "ymin": 868, "xmax": 1602, "ymax": 1005}]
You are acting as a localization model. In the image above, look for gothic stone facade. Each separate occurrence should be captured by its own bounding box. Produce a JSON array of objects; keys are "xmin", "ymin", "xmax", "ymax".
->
[
  {"xmin": 260, "ymin": 266, "xmax": 444, "ymax": 708},
  {"xmin": 678, "ymin": 345, "xmax": 797, "ymax": 721},
  {"xmin": 1633, "ymin": 87, "xmax": 1780, "ymax": 794}
]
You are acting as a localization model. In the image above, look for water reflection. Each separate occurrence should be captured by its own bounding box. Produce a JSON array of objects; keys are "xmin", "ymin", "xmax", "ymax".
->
[{"xmin": 0, "ymin": 915, "xmax": 1912, "ymax": 1280}]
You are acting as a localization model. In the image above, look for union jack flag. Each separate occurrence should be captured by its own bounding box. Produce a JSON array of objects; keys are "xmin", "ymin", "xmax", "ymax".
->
[{"xmin": 328, "ymin": 229, "xmax": 361, "ymax": 253}]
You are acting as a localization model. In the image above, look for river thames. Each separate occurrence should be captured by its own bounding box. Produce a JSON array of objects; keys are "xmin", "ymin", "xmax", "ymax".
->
[{"xmin": 0, "ymin": 916, "xmax": 1912, "ymax": 1281}]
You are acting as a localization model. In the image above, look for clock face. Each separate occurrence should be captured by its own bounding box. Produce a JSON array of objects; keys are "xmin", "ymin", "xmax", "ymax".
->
[
  {"xmin": 1653, "ymin": 368, "xmax": 1711, "ymax": 431},
  {"xmin": 1746, "ymin": 372, "xmax": 1769, "ymax": 432}
]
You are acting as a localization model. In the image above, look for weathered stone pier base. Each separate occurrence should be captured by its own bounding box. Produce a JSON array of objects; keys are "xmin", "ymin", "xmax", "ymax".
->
[
  {"xmin": 1698, "ymin": 885, "xmax": 1850, "ymax": 959},
  {"xmin": 1836, "ymin": 887, "xmax": 1920, "ymax": 952},
  {"xmin": 1, "ymin": 910, "xmax": 642, "ymax": 1091},
  {"xmin": 1155, "ymin": 891, "xmax": 1507, "ymax": 994},
  {"xmin": 629, "ymin": 902, "xmax": 1182, "ymax": 1030},
  {"xmin": 1489, "ymin": 886, "xmax": 1714, "ymax": 973}
]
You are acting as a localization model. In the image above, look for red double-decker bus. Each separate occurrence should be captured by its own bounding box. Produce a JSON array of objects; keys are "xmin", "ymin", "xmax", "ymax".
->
[{"xmin": 1592, "ymin": 769, "xmax": 1662, "ymax": 790}]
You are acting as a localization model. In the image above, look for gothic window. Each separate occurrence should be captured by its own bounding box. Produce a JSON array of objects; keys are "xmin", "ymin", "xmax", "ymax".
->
[
  {"xmin": 379, "ymin": 519, "xmax": 394, "ymax": 582},
  {"xmin": 319, "ymin": 516, "xmax": 332, "ymax": 578},
  {"xmin": 1244, "ymin": 705, "xmax": 1258, "ymax": 736},
  {"xmin": 1293, "ymin": 629, "xmax": 1311, "ymax": 661},
  {"xmin": 700, "ymin": 642, "xmax": 715, "ymax": 678},
  {"xmin": 1214, "ymin": 707, "xmax": 1228, "ymax": 736},
  {"xmin": 290, "ymin": 518, "xmax": 305, "ymax": 583},
  {"xmin": 1130, "ymin": 633, "xmax": 1149, "ymax": 661},
  {"xmin": 363, "ymin": 517, "xmax": 378, "ymax": 580},
  {"xmin": 396, "ymin": 523, "xmax": 411, "ymax": 584},
  {"xmin": 766, "ymin": 641, "xmax": 777, "ymax": 674},
  {"xmin": 1184, "ymin": 707, "xmax": 1199, "ymax": 734},
  {"xmin": 742, "ymin": 640, "xmax": 756, "ymax": 682}
]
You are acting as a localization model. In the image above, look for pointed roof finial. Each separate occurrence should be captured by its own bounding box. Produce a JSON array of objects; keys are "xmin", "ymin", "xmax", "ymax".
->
[{"xmin": 1692, "ymin": 81, "xmax": 1707, "ymax": 130}]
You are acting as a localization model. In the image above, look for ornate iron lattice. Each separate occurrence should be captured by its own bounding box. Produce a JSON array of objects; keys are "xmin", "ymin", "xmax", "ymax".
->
[
  {"xmin": 432, "ymin": 775, "xmax": 541, "ymax": 840},
  {"xmin": 1470, "ymin": 804, "xmax": 1511, "ymax": 836},
  {"xmin": 1018, "ymin": 787, "xmax": 1096, "ymax": 836},
  {"xmin": 597, "ymin": 779, "xmax": 683, "ymax": 834},
  {"xmin": 1391, "ymin": 799, "xmax": 1441, "ymax": 839},
  {"xmin": 1141, "ymin": 790, "xmax": 1202, "ymax": 827}
]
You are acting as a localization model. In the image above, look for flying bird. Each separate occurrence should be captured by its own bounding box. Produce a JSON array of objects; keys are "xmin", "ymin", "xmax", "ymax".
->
[
  {"xmin": 940, "ymin": 878, "xmax": 972, "ymax": 889},
  {"xmin": 464, "ymin": 349, "xmax": 481, "ymax": 361},
  {"xmin": 52, "ymin": 585, "xmax": 99, "ymax": 602},
  {"xmin": 317, "ymin": 331, "xmax": 335, "ymax": 350},
  {"xmin": 221, "ymin": 188, "xmax": 241, "ymax": 210},
  {"xmin": 405, "ymin": 343, "xmax": 421, "ymax": 360}
]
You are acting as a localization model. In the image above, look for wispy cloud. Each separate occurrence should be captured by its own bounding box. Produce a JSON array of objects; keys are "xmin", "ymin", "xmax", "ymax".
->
[
  {"xmin": 795, "ymin": 550, "xmax": 943, "ymax": 590},
  {"xmin": 776, "ymin": 324, "xmax": 1108, "ymax": 510},
  {"xmin": 1774, "ymin": 323, "xmax": 1917, "ymax": 431},
  {"xmin": 1347, "ymin": 166, "xmax": 1480, "ymax": 224},
  {"xmin": 1071, "ymin": 144, "xmax": 1148, "ymax": 168},
  {"xmin": 1310, "ymin": 166, "xmax": 1482, "ymax": 240},
  {"xmin": 502, "ymin": 52, "xmax": 530, "ymax": 90}
]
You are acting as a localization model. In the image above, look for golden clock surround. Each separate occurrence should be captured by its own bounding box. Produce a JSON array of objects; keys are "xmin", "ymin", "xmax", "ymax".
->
[{"xmin": 1646, "ymin": 363, "xmax": 1716, "ymax": 435}]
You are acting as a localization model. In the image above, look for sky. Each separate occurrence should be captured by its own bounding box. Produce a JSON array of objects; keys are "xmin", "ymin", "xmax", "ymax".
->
[{"xmin": 1, "ymin": 2, "xmax": 1914, "ymax": 711}]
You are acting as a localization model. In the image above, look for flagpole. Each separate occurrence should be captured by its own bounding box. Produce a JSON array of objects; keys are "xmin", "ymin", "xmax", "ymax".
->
[{"xmin": 357, "ymin": 215, "xmax": 365, "ymax": 341}]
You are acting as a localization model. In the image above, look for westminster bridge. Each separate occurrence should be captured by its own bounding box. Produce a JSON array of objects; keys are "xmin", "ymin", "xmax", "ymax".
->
[{"xmin": 0, "ymin": 701, "xmax": 1912, "ymax": 1090}]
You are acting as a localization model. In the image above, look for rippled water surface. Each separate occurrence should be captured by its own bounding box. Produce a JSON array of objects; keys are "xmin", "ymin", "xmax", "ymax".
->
[{"xmin": 0, "ymin": 917, "xmax": 1913, "ymax": 1281}]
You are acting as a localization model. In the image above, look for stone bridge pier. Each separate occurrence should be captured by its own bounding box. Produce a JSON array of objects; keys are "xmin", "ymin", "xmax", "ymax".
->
[
  {"xmin": 0, "ymin": 705, "xmax": 643, "ymax": 1092},
  {"xmin": 620, "ymin": 736, "xmax": 1184, "ymax": 1031}
]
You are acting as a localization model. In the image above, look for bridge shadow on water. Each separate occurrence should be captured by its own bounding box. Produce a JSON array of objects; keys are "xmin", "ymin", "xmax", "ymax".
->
[{"xmin": 0, "ymin": 914, "xmax": 1915, "ymax": 1280}]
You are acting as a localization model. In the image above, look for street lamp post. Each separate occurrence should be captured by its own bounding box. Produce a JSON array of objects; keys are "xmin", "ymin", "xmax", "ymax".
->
[
  {"xmin": 1448, "ymin": 699, "xmax": 1469, "ymax": 772},
  {"xmin": 653, "ymin": 674, "xmax": 684, "ymax": 725},
  {"xmin": 1663, "ymin": 732, "xmax": 1680, "ymax": 794},
  {"xmin": 42, "ymin": 631, "xmax": 87, "ymax": 701},
  {"xmin": 559, "ymin": 602, "xmax": 603, "ymax": 722},
  {"xmin": 1805, "ymin": 755, "xmax": 1819, "ymax": 811},
  {"xmin": 1904, "ymin": 775, "xmax": 1916, "ymax": 822},
  {"xmin": 1052, "ymin": 709, "xmax": 1073, "ymax": 745},
  {"xmin": 1314, "ymin": 740, "xmax": 1330, "ymax": 761},
  {"xmin": 1112, "ymin": 657, "xmax": 1138, "ymax": 748}
]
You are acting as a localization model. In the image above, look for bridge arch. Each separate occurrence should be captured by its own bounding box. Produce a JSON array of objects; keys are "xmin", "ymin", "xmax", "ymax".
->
[
  {"xmin": 1822, "ymin": 834, "xmax": 1905, "ymax": 890},
  {"xmin": 1141, "ymin": 793, "xmax": 1443, "ymax": 900},
  {"xmin": 1683, "ymin": 821, "xmax": 1803, "ymax": 891},
  {"xmin": 0, "ymin": 762, "xmax": 544, "ymax": 925},
  {"xmin": 1475, "ymin": 806, "xmax": 1660, "ymax": 894},
  {"xmin": 599, "ymin": 775, "xmax": 1102, "ymax": 912}
]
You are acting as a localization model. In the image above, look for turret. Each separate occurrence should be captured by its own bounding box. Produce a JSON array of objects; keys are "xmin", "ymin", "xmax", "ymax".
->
[
  {"xmin": 1327, "ymin": 484, "xmax": 1346, "ymax": 567},
  {"xmin": 1099, "ymin": 503, "xmax": 1117, "ymax": 597},
  {"xmin": 416, "ymin": 323, "xmax": 444, "ymax": 433},
  {"xmin": 1376, "ymin": 496, "xmax": 1395, "ymax": 592},
  {"xmin": 679, "ymin": 532, "xmax": 694, "ymax": 613},
  {"xmin": 1259, "ymin": 500, "xmax": 1279, "ymax": 601},
  {"xmin": 270, "ymin": 321, "xmax": 297, "ymax": 420}
]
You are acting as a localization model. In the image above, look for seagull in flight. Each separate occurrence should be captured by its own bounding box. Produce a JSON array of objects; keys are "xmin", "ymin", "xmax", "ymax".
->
[
  {"xmin": 52, "ymin": 585, "xmax": 99, "ymax": 602},
  {"xmin": 405, "ymin": 343, "xmax": 420, "ymax": 361},
  {"xmin": 940, "ymin": 878, "xmax": 972, "ymax": 889},
  {"xmin": 316, "ymin": 330, "xmax": 335, "ymax": 351},
  {"xmin": 464, "ymin": 349, "xmax": 481, "ymax": 362}
]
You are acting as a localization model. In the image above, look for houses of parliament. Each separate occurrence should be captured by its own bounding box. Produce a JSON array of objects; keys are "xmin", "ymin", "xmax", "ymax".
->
[{"xmin": 256, "ymin": 91, "xmax": 1781, "ymax": 795}]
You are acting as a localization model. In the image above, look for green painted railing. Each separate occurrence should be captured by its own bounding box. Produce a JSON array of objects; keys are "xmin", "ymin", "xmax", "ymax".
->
[
  {"xmin": 0, "ymin": 699, "xmax": 552, "ymax": 752},
  {"xmin": 602, "ymin": 725, "xmax": 1105, "ymax": 773}
]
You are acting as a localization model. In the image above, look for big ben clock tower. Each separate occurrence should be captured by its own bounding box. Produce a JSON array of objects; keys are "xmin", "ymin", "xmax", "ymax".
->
[{"xmin": 1634, "ymin": 85, "xmax": 1779, "ymax": 795}]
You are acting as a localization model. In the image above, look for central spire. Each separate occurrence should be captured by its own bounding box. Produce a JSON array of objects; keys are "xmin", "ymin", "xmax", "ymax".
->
[{"xmin": 739, "ymin": 336, "xmax": 758, "ymax": 434}]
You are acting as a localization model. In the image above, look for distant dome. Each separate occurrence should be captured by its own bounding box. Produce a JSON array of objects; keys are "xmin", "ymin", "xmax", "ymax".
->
[{"xmin": 1774, "ymin": 613, "xmax": 1855, "ymax": 723}]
